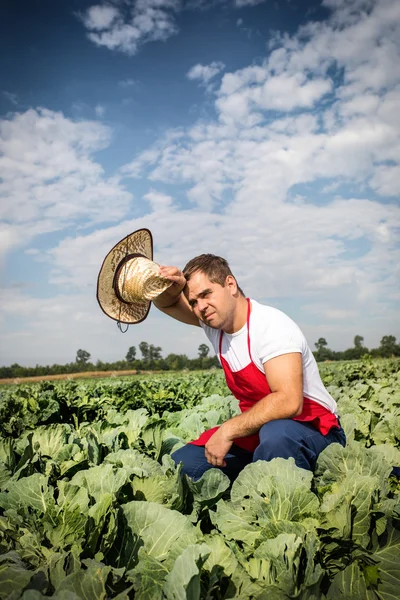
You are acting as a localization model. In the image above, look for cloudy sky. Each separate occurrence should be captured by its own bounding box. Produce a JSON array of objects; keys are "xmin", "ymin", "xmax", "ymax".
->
[{"xmin": 1, "ymin": 0, "xmax": 399, "ymax": 367}]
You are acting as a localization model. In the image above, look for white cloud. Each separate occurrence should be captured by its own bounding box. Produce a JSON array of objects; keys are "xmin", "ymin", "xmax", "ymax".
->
[
  {"xmin": 83, "ymin": 5, "xmax": 119, "ymax": 30},
  {"xmin": 112, "ymin": 0, "xmax": 400, "ymax": 351},
  {"xmin": 0, "ymin": 108, "xmax": 132, "ymax": 259},
  {"xmin": 370, "ymin": 164, "xmax": 400, "ymax": 197},
  {"xmin": 144, "ymin": 190, "xmax": 174, "ymax": 212},
  {"xmin": 81, "ymin": 0, "xmax": 182, "ymax": 55},
  {"xmin": 95, "ymin": 103, "xmax": 106, "ymax": 117},
  {"xmin": 187, "ymin": 61, "xmax": 225, "ymax": 84},
  {"xmin": 118, "ymin": 78, "xmax": 137, "ymax": 87}
]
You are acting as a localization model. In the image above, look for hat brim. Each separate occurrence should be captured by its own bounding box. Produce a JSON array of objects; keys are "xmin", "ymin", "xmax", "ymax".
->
[{"xmin": 97, "ymin": 228, "xmax": 153, "ymax": 324}]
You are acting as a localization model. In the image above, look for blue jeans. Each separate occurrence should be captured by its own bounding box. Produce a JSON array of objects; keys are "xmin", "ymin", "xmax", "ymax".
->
[{"xmin": 171, "ymin": 419, "xmax": 346, "ymax": 482}]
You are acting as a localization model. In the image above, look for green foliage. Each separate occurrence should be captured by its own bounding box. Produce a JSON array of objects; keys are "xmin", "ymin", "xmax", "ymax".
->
[
  {"xmin": 0, "ymin": 341, "xmax": 221, "ymax": 378},
  {"xmin": 75, "ymin": 350, "xmax": 90, "ymax": 365},
  {"xmin": 125, "ymin": 346, "xmax": 136, "ymax": 362},
  {"xmin": 198, "ymin": 344, "xmax": 210, "ymax": 359},
  {"xmin": 0, "ymin": 361, "xmax": 399, "ymax": 598},
  {"xmin": 313, "ymin": 337, "xmax": 400, "ymax": 363}
]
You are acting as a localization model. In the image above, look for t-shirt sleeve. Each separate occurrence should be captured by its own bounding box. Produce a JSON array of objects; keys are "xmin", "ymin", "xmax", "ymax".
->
[{"xmin": 257, "ymin": 312, "xmax": 305, "ymax": 364}]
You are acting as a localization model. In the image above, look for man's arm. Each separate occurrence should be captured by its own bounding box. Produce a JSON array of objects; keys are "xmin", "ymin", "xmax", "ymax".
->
[
  {"xmin": 153, "ymin": 266, "xmax": 200, "ymax": 327},
  {"xmin": 204, "ymin": 352, "xmax": 303, "ymax": 467}
]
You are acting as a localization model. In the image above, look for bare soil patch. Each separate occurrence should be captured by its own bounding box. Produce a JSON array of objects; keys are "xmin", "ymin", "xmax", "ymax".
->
[{"xmin": 0, "ymin": 370, "xmax": 141, "ymax": 385}]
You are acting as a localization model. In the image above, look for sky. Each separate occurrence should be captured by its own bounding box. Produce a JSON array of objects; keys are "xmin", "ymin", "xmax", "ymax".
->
[{"xmin": 0, "ymin": 0, "xmax": 399, "ymax": 367}]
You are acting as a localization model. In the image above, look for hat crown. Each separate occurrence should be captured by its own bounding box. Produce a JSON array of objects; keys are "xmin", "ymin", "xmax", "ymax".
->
[{"xmin": 117, "ymin": 256, "xmax": 170, "ymax": 303}]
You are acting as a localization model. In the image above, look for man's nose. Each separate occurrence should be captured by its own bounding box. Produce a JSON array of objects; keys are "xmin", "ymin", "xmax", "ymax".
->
[{"xmin": 197, "ymin": 298, "xmax": 208, "ymax": 312}]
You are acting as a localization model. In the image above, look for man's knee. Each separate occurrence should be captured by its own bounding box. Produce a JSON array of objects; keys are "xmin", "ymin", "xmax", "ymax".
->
[
  {"xmin": 252, "ymin": 419, "xmax": 318, "ymax": 470},
  {"xmin": 253, "ymin": 421, "xmax": 295, "ymax": 462},
  {"xmin": 171, "ymin": 444, "xmax": 210, "ymax": 481},
  {"xmin": 257, "ymin": 419, "xmax": 295, "ymax": 447}
]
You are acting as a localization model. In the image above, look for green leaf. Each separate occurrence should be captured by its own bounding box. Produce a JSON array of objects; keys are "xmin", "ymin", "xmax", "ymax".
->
[
  {"xmin": 70, "ymin": 464, "xmax": 129, "ymax": 502},
  {"xmin": 104, "ymin": 448, "xmax": 158, "ymax": 477},
  {"xmin": 55, "ymin": 563, "xmax": 111, "ymax": 600},
  {"xmin": 253, "ymin": 532, "xmax": 323, "ymax": 596},
  {"xmin": 18, "ymin": 531, "xmax": 51, "ymax": 568},
  {"xmin": 372, "ymin": 410, "xmax": 400, "ymax": 446},
  {"xmin": 163, "ymin": 543, "xmax": 210, "ymax": 600},
  {"xmin": 85, "ymin": 494, "xmax": 115, "ymax": 556},
  {"xmin": 87, "ymin": 432, "xmax": 103, "ymax": 466},
  {"xmin": 315, "ymin": 441, "xmax": 392, "ymax": 496},
  {"xmin": 231, "ymin": 457, "xmax": 314, "ymax": 502},
  {"xmin": 326, "ymin": 562, "xmax": 368, "ymax": 599},
  {"xmin": 186, "ymin": 468, "xmax": 230, "ymax": 519},
  {"xmin": 44, "ymin": 482, "xmax": 90, "ymax": 550},
  {"xmin": 0, "ymin": 473, "xmax": 55, "ymax": 516},
  {"xmin": 131, "ymin": 456, "xmax": 184, "ymax": 512},
  {"xmin": 127, "ymin": 547, "xmax": 169, "ymax": 600},
  {"xmin": 0, "ymin": 438, "xmax": 16, "ymax": 472},
  {"xmin": 202, "ymin": 534, "xmax": 239, "ymax": 577},
  {"xmin": 0, "ymin": 552, "xmax": 34, "ymax": 599},
  {"xmin": 211, "ymin": 499, "xmax": 260, "ymax": 547},
  {"xmin": 213, "ymin": 460, "xmax": 319, "ymax": 548},
  {"xmin": 319, "ymin": 475, "xmax": 378, "ymax": 548},
  {"xmin": 369, "ymin": 524, "xmax": 400, "ymax": 600},
  {"xmin": 30, "ymin": 425, "xmax": 72, "ymax": 461},
  {"xmin": 121, "ymin": 501, "xmax": 200, "ymax": 570},
  {"xmin": 0, "ymin": 460, "xmax": 11, "ymax": 491},
  {"xmin": 57, "ymin": 481, "xmax": 90, "ymax": 515},
  {"xmin": 47, "ymin": 551, "xmax": 69, "ymax": 591}
]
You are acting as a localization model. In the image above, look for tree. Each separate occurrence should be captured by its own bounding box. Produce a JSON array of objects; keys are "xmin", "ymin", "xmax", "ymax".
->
[
  {"xmin": 76, "ymin": 349, "xmax": 90, "ymax": 364},
  {"xmin": 315, "ymin": 338, "xmax": 328, "ymax": 352},
  {"xmin": 149, "ymin": 345, "xmax": 162, "ymax": 361},
  {"xmin": 313, "ymin": 338, "xmax": 333, "ymax": 362},
  {"xmin": 126, "ymin": 346, "xmax": 136, "ymax": 362},
  {"xmin": 165, "ymin": 353, "xmax": 189, "ymax": 370},
  {"xmin": 139, "ymin": 342, "xmax": 149, "ymax": 362},
  {"xmin": 379, "ymin": 335, "xmax": 398, "ymax": 357},
  {"xmin": 354, "ymin": 335, "xmax": 364, "ymax": 348},
  {"xmin": 198, "ymin": 344, "xmax": 210, "ymax": 359}
]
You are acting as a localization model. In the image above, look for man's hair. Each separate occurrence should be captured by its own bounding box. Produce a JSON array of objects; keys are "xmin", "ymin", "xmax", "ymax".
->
[{"xmin": 182, "ymin": 254, "xmax": 245, "ymax": 296}]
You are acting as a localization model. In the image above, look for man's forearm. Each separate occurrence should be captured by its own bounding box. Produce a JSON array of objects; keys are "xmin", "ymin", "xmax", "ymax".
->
[
  {"xmin": 153, "ymin": 294, "xmax": 181, "ymax": 310},
  {"xmin": 221, "ymin": 392, "xmax": 303, "ymax": 440}
]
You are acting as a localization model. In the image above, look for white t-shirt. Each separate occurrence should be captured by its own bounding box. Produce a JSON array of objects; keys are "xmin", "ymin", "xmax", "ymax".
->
[{"xmin": 200, "ymin": 299, "xmax": 337, "ymax": 415}]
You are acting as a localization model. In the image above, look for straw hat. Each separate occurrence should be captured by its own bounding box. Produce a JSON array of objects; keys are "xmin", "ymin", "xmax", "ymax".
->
[{"xmin": 97, "ymin": 228, "xmax": 172, "ymax": 324}]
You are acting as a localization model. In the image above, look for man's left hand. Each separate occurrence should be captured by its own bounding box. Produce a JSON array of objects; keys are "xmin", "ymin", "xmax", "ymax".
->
[{"xmin": 205, "ymin": 427, "xmax": 233, "ymax": 468}]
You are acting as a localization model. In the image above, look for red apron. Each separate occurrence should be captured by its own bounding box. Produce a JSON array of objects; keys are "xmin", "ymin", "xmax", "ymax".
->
[{"xmin": 190, "ymin": 299, "xmax": 339, "ymax": 452}]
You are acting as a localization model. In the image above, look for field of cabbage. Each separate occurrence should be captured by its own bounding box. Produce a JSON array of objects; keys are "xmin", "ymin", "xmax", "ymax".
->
[{"xmin": 0, "ymin": 359, "xmax": 399, "ymax": 599}]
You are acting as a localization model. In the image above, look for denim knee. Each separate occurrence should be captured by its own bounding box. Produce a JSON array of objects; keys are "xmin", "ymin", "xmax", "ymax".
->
[
  {"xmin": 252, "ymin": 419, "xmax": 318, "ymax": 471},
  {"xmin": 171, "ymin": 444, "xmax": 211, "ymax": 481},
  {"xmin": 253, "ymin": 423, "xmax": 295, "ymax": 463}
]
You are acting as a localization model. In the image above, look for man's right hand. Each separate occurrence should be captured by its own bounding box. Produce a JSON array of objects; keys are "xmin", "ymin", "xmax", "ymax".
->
[{"xmin": 155, "ymin": 266, "xmax": 187, "ymax": 309}]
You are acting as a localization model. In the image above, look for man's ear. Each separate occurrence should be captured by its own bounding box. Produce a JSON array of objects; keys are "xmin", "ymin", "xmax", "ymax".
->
[{"xmin": 225, "ymin": 275, "xmax": 238, "ymax": 294}]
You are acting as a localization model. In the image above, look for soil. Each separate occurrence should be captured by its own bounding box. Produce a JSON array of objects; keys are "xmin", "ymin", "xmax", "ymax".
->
[{"xmin": 0, "ymin": 370, "xmax": 143, "ymax": 385}]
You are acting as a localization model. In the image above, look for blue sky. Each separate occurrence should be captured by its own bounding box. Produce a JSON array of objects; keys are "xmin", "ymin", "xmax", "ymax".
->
[{"xmin": 1, "ymin": 0, "xmax": 399, "ymax": 366}]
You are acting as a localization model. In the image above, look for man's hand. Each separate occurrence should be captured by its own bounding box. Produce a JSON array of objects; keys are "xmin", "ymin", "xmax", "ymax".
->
[
  {"xmin": 205, "ymin": 427, "xmax": 233, "ymax": 468},
  {"xmin": 155, "ymin": 266, "xmax": 186, "ymax": 308}
]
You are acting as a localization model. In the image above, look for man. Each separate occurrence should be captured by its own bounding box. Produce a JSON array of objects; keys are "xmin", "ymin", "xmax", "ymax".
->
[{"xmin": 154, "ymin": 254, "xmax": 346, "ymax": 482}]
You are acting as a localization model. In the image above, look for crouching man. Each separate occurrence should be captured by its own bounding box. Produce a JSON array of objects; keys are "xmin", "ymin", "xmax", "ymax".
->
[{"xmin": 153, "ymin": 254, "xmax": 345, "ymax": 482}]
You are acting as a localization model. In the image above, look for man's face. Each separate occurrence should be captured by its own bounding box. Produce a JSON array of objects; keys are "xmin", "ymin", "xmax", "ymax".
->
[{"xmin": 184, "ymin": 270, "xmax": 237, "ymax": 329}]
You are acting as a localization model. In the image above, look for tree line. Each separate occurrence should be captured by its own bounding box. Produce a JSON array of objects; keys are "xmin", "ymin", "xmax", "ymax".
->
[
  {"xmin": 1, "ymin": 335, "xmax": 399, "ymax": 380},
  {"xmin": 0, "ymin": 343, "xmax": 219, "ymax": 379},
  {"xmin": 313, "ymin": 335, "xmax": 400, "ymax": 361}
]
